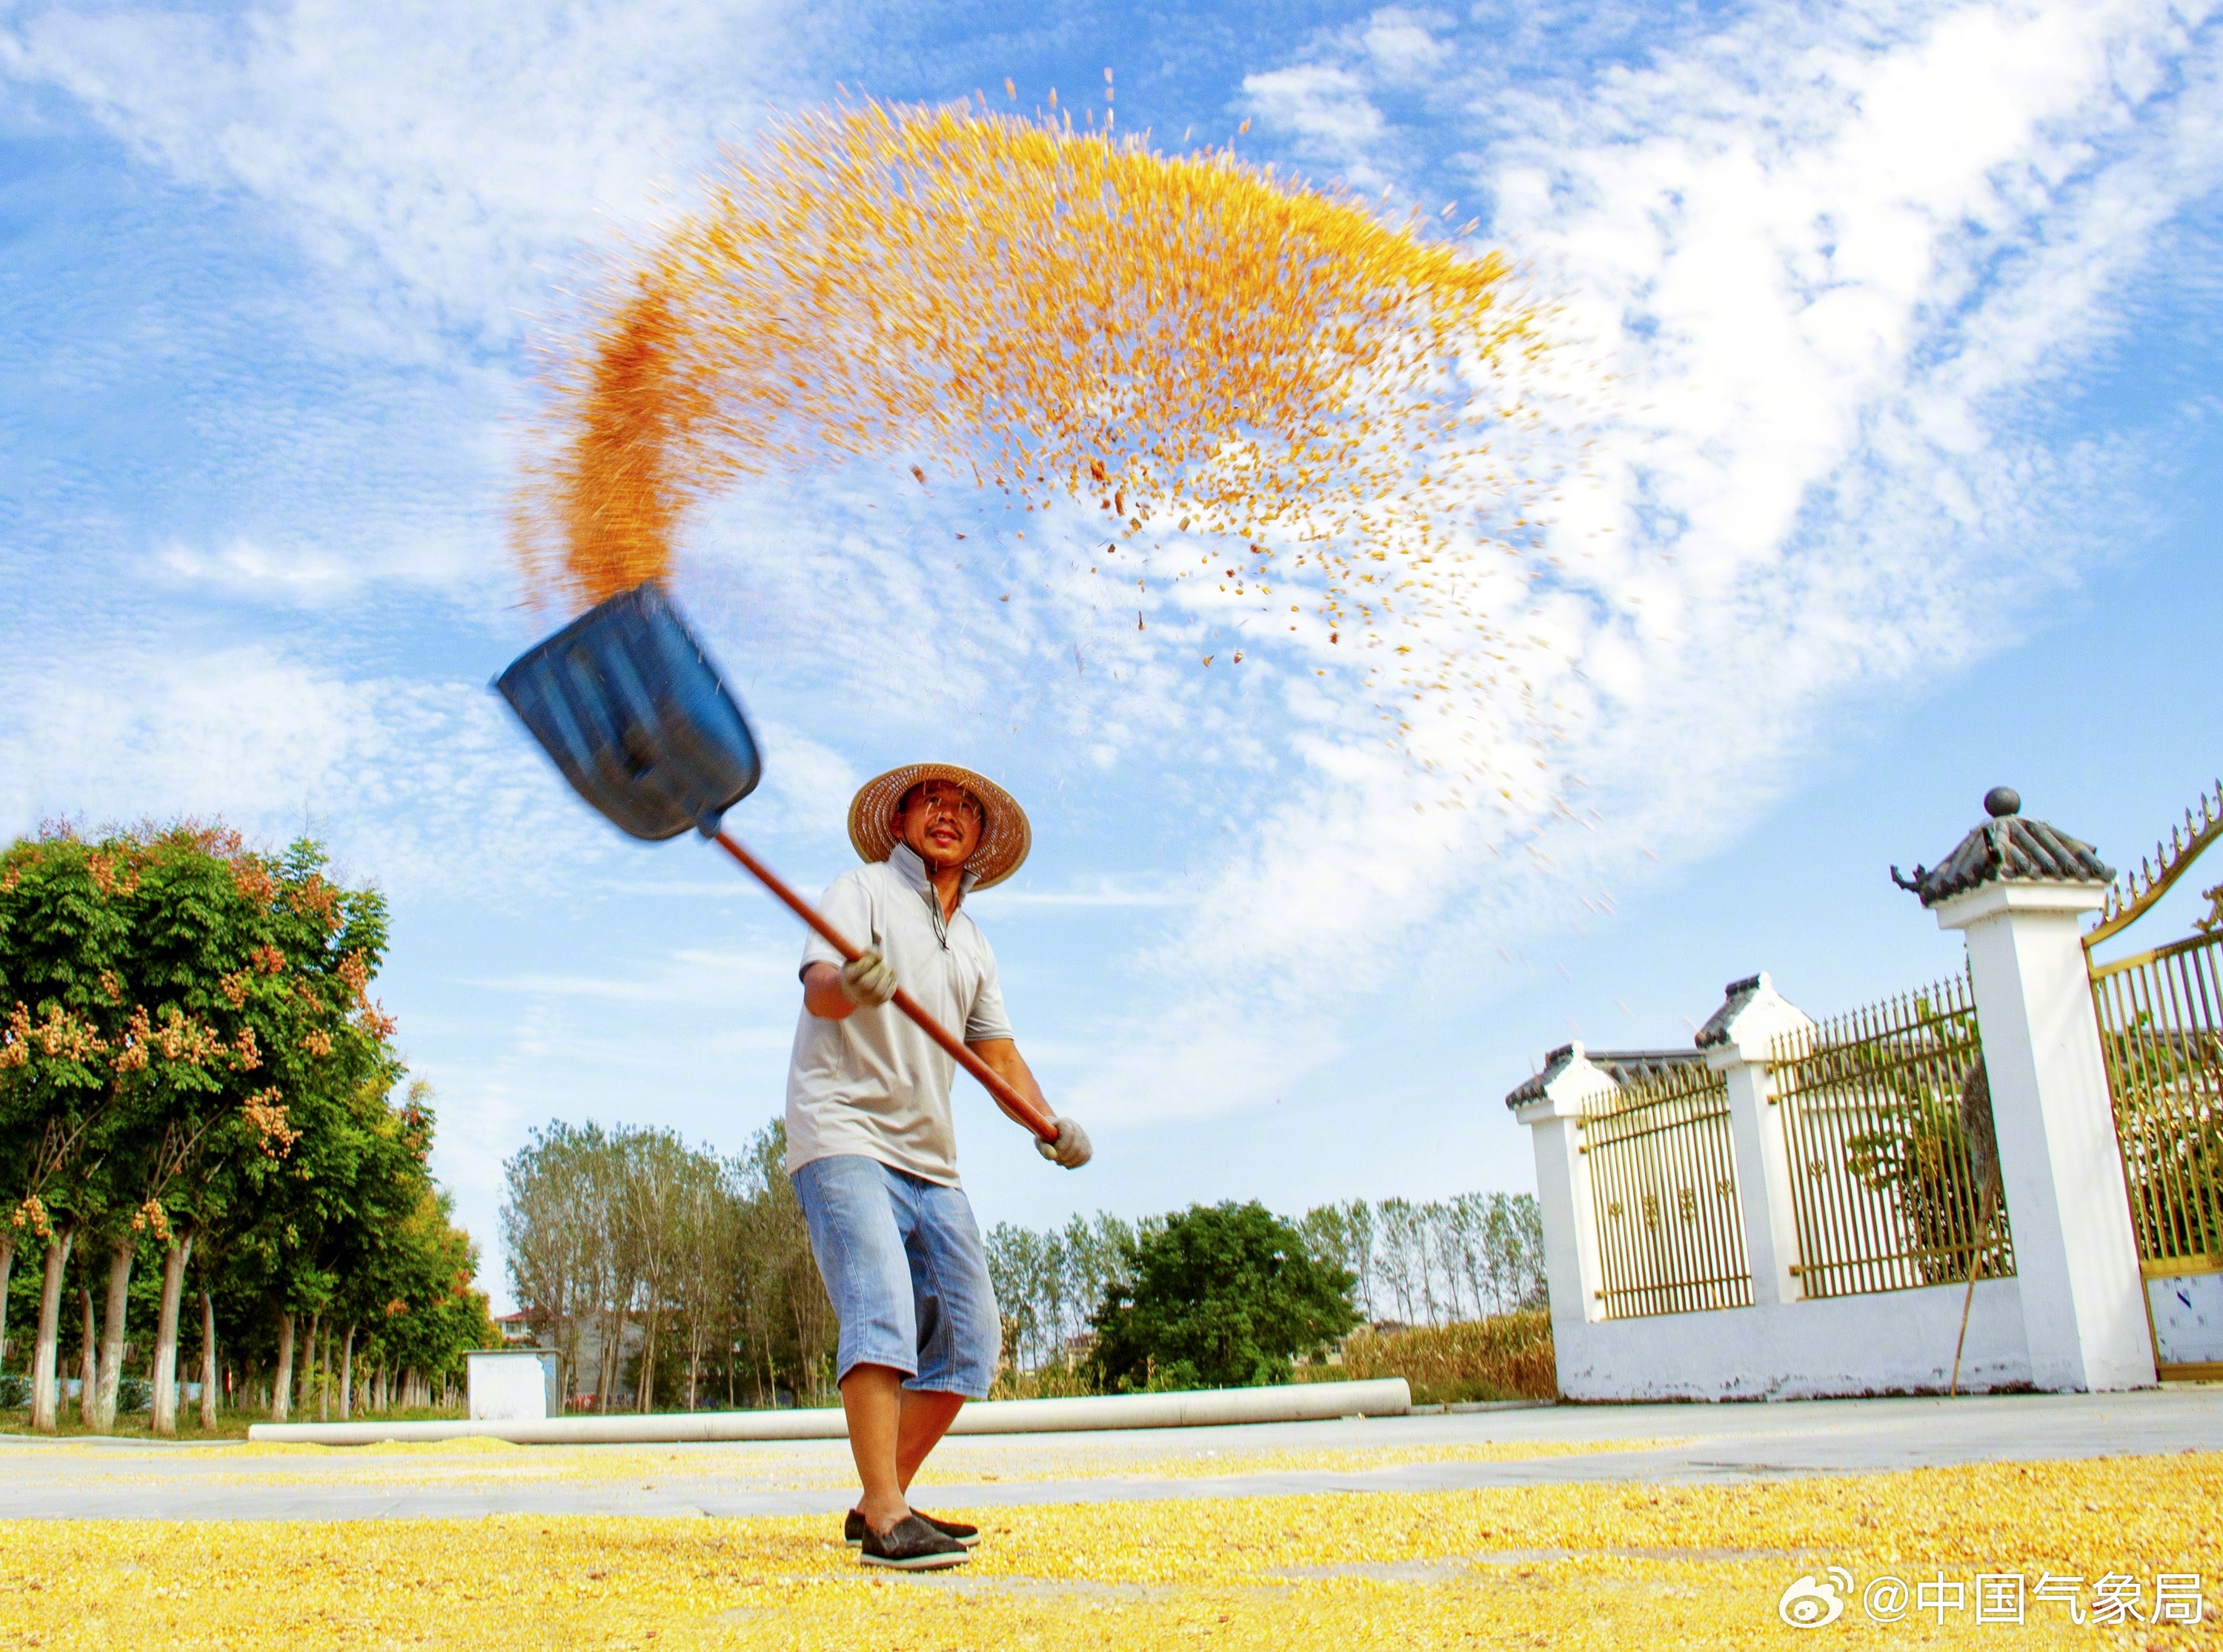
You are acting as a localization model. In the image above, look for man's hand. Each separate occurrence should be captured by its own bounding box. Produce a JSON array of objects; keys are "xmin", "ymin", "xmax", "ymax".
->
[
  {"xmin": 839, "ymin": 950, "xmax": 898, "ymax": 1009},
  {"xmin": 1035, "ymin": 1116, "xmax": 1092, "ymax": 1170}
]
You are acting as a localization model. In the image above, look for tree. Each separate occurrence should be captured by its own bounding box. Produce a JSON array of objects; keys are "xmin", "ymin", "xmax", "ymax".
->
[
  {"xmin": 1, "ymin": 823, "xmax": 462, "ymax": 1433},
  {"xmin": 1, "ymin": 833, "xmax": 139, "ymax": 1430},
  {"xmin": 363, "ymin": 1182, "xmax": 496, "ymax": 1404},
  {"xmin": 501, "ymin": 1121, "xmax": 597, "ymax": 1398},
  {"xmin": 499, "ymin": 1118, "xmax": 834, "ymax": 1413},
  {"xmin": 1088, "ymin": 1201, "xmax": 1357, "ymax": 1391},
  {"xmin": 728, "ymin": 1121, "xmax": 835, "ymax": 1406}
]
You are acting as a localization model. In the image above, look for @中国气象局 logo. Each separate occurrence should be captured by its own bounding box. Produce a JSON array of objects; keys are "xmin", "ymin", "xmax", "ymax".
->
[{"xmin": 1778, "ymin": 1568, "xmax": 1852, "ymax": 1628}]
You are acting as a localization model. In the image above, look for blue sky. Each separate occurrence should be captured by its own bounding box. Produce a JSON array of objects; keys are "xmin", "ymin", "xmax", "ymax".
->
[{"xmin": 3, "ymin": 0, "xmax": 2217, "ymax": 1311}]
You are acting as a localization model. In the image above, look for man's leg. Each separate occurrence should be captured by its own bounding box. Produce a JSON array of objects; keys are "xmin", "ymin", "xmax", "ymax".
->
[
  {"xmin": 791, "ymin": 1157, "xmax": 924, "ymax": 1539},
  {"xmin": 837, "ymin": 1364, "xmax": 912, "ymax": 1534},
  {"xmin": 892, "ymin": 1178, "xmax": 1000, "ymax": 1499},
  {"xmin": 894, "ymin": 1389, "xmax": 966, "ymax": 1492}
]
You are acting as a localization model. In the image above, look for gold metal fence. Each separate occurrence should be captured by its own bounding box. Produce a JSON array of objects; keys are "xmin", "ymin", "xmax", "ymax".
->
[
  {"xmin": 2084, "ymin": 779, "xmax": 2223, "ymax": 1381},
  {"xmin": 1580, "ymin": 1059, "xmax": 1751, "ymax": 1319},
  {"xmin": 2091, "ymin": 930, "xmax": 2223, "ymax": 1282},
  {"xmin": 1769, "ymin": 974, "xmax": 2011, "ymax": 1299}
]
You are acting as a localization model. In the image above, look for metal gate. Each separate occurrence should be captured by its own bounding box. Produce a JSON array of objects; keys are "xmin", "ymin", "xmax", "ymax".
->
[
  {"xmin": 1580, "ymin": 1059, "xmax": 1752, "ymax": 1319},
  {"xmin": 1770, "ymin": 973, "xmax": 2010, "ymax": 1299},
  {"xmin": 2086, "ymin": 782, "xmax": 2223, "ymax": 1381}
]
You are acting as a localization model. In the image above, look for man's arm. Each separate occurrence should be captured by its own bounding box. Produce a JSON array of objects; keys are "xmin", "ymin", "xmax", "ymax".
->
[
  {"xmin": 802, "ymin": 961, "xmax": 856, "ymax": 1020},
  {"xmin": 964, "ymin": 1037, "xmax": 1049, "ymax": 1130},
  {"xmin": 970, "ymin": 1039, "xmax": 1091, "ymax": 1168},
  {"xmin": 803, "ymin": 953, "xmax": 898, "ymax": 1020}
]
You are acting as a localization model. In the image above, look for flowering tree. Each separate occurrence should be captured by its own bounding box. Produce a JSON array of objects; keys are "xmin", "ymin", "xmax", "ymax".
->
[{"xmin": 0, "ymin": 824, "xmax": 468, "ymax": 1434}]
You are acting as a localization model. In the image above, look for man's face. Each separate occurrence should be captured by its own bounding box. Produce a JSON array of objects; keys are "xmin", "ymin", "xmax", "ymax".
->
[{"xmin": 896, "ymin": 779, "xmax": 983, "ymax": 873}]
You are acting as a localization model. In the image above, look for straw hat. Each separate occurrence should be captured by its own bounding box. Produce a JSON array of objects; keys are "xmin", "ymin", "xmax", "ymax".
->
[{"xmin": 846, "ymin": 762, "xmax": 1031, "ymax": 890}]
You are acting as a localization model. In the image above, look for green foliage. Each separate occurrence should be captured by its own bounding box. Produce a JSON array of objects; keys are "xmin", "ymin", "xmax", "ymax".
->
[
  {"xmin": 1844, "ymin": 1090, "xmax": 2002, "ymax": 1284},
  {"xmin": 360, "ymin": 1177, "xmax": 496, "ymax": 1382},
  {"xmin": 1296, "ymin": 1191, "xmax": 1546, "ymax": 1325},
  {"xmin": 1, "ymin": 825, "xmax": 402, "ymax": 1246},
  {"xmin": 1825, "ymin": 1001, "xmax": 1998, "ymax": 1287},
  {"xmin": 2103, "ymin": 1011, "xmax": 2223, "ymax": 1262},
  {"xmin": 0, "ymin": 822, "xmax": 482, "ymax": 1425},
  {"xmin": 1088, "ymin": 1200, "xmax": 1358, "ymax": 1391},
  {"xmin": 500, "ymin": 1117, "xmax": 837, "ymax": 1413},
  {"xmin": 985, "ymin": 1210, "xmax": 1162, "ymax": 1378}
]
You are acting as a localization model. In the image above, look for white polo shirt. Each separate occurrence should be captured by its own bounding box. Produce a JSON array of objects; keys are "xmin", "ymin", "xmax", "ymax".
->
[{"xmin": 784, "ymin": 842, "xmax": 1014, "ymax": 1186}]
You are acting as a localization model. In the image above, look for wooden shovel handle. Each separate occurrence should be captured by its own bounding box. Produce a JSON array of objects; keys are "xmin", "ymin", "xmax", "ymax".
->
[{"xmin": 712, "ymin": 830, "xmax": 1060, "ymax": 1143}]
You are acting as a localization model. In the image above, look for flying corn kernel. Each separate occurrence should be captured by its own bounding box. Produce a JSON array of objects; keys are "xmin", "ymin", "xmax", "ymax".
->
[{"xmin": 511, "ymin": 98, "xmax": 1556, "ymax": 762}]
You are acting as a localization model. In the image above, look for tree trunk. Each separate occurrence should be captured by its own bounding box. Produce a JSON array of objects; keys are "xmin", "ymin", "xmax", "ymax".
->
[
  {"xmin": 595, "ymin": 1307, "xmax": 619, "ymax": 1412},
  {"xmin": 316, "ymin": 1317, "xmax": 330, "ymax": 1422},
  {"xmin": 0, "ymin": 1233, "xmax": 14, "ymax": 1374},
  {"xmin": 199, "ymin": 1290, "xmax": 219, "ymax": 1432},
  {"xmin": 270, "ymin": 1313, "xmax": 295, "ymax": 1422},
  {"xmin": 93, "ymin": 1235, "xmax": 134, "ymax": 1432},
  {"xmin": 30, "ymin": 1229, "xmax": 74, "ymax": 1433},
  {"xmin": 151, "ymin": 1233, "xmax": 193, "ymax": 1436},
  {"xmin": 79, "ymin": 1287, "xmax": 99, "ymax": 1427},
  {"xmin": 299, "ymin": 1309, "xmax": 320, "ymax": 1420},
  {"xmin": 339, "ymin": 1325, "xmax": 355, "ymax": 1416}
]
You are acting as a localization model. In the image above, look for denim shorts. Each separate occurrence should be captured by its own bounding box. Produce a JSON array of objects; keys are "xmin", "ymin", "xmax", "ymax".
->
[{"xmin": 791, "ymin": 1154, "xmax": 1002, "ymax": 1398}]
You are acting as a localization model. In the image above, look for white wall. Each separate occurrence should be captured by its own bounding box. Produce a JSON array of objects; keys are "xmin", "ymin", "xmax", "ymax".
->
[
  {"xmin": 1517, "ymin": 913, "xmax": 2156, "ymax": 1402},
  {"xmin": 1552, "ymin": 1279, "xmax": 2031, "ymax": 1402}
]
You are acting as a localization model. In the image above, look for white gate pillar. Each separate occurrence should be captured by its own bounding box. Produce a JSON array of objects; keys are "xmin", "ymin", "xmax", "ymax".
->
[
  {"xmin": 1915, "ymin": 790, "xmax": 2156, "ymax": 1393},
  {"xmin": 1698, "ymin": 974, "xmax": 1814, "ymax": 1307},
  {"xmin": 1509, "ymin": 1045, "xmax": 1619, "ymax": 1329}
]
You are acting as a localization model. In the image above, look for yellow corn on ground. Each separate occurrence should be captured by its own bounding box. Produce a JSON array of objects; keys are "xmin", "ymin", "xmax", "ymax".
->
[
  {"xmin": 141, "ymin": 1433, "xmax": 1689, "ymax": 1491},
  {"xmin": 4, "ymin": 1453, "xmax": 2215, "ymax": 1649}
]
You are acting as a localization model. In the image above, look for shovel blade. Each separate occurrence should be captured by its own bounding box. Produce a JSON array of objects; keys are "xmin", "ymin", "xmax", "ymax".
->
[{"xmin": 494, "ymin": 582, "xmax": 762, "ymax": 842}]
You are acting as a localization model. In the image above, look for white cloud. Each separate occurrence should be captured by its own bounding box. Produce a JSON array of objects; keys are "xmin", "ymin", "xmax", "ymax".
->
[
  {"xmin": 1240, "ymin": 65, "xmax": 1395, "ymax": 190},
  {"xmin": 6, "ymin": 0, "xmax": 2217, "ymax": 1157},
  {"xmin": 1089, "ymin": 0, "xmax": 2223, "ymax": 1120},
  {"xmin": 0, "ymin": 634, "xmax": 617, "ymax": 898},
  {"xmin": 465, "ymin": 945, "xmax": 796, "ymax": 1004},
  {"xmin": 1363, "ymin": 15, "xmax": 1451, "ymax": 81},
  {"xmin": 972, "ymin": 882, "xmax": 1185, "ymax": 910},
  {"xmin": 0, "ymin": 0, "xmax": 808, "ymax": 347}
]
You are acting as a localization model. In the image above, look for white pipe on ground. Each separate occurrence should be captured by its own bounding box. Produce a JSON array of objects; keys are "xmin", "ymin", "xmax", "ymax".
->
[{"xmin": 245, "ymin": 1378, "xmax": 1412, "ymax": 1446}]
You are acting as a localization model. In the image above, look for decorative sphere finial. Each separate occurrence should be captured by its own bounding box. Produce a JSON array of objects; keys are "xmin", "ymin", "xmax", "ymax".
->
[{"xmin": 1984, "ymin": 786, "xmax": 2021, "ymax": 819}]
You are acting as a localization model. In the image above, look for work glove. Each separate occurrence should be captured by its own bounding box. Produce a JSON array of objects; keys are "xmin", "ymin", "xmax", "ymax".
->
[
  {"xmin": 1035, "ymin": 1116, "xmax": 1092, "ymax": 1169},
  {"xmin": 838, "ymin": 950, "xmax": 898, "ymax": 1009}
]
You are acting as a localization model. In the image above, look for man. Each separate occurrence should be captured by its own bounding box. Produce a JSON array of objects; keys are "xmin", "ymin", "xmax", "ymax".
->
[{"xmin": 787, "ymin": 761, "xmax": 1091, "ymax": 1571}]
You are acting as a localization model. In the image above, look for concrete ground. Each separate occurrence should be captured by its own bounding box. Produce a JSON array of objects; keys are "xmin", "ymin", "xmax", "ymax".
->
[{"xmin": 4, "ymin": 1385, "xmax": 2217, "ymax": 1522}]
